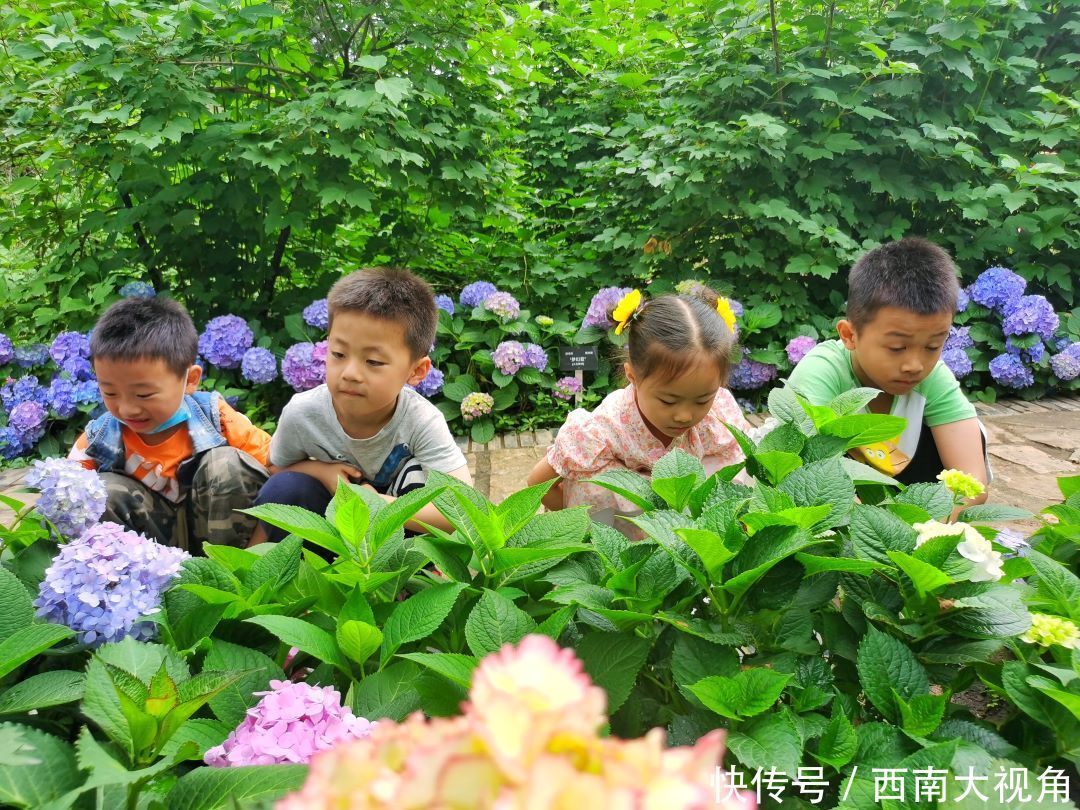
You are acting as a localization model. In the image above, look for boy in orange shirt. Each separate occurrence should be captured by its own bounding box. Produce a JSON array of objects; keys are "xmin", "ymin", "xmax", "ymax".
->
[{"xmin": 69, "ymin": 297, "xmax": 271, "ymax": 551}]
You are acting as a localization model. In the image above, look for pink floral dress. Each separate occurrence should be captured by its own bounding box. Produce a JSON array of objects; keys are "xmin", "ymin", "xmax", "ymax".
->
[{"xmin": 546, "ymin": 385, "xmax": 750, "ymax": 537}]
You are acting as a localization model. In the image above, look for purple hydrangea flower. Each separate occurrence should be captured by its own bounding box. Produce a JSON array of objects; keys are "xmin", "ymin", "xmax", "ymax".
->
[
  {"xmin": 198, "ymin": 315, "xmax": 254, "ymax": 369},
  {"xmin": 1049, "ymin": 335, "xmax": 1071, "ymax": 353},
  {"xmin": 411, "ymin": 366, "xmax": 444, "ymax": 397},
  {"xmin": 435, "ymin": 295, "xmax": 455, "ymax": 316},
  {"xmin": 956, "ymin": 287, "xmax": 970, "ymax": 313},
  {"xmin": 728, "ymin": 351, "xmax": 778, "ymax": 391},
  {"xmin": 968, "ymin": 266, "xmax": 1026, "ymax": 313},
  {"xmin": 736, "ymin": 397, "xmax": 757, "ymax": 414},
  {"xmin": 241, "ymin": 348, "xmax": 278, "ymax": 385},
  {"xmin": 14, "ymin": 343, "xmax": 49, "ymax": 369},
  {"xmin": 1002, "ymin": 295, "xmax": 1059, "ymax": 342},
  {"xmin": 205, "ymin": 680, "xmax": 375, "ymax": 767},
  {"xmin": 989, "ymin": 353, "xmax": 1034, "ymax": 389},
  {"xmin": 523, "ymin": 343, "xmax": 548, "ymax": 372},
  {"xmin": 0, "ymin": 334, "xmax": 13, "ymax": 365},
  {"xmin": 553, "ymin": 376, "xmax": 584, "ymax": 401},
  {"xmin": 25, "ymin": 458, "xmax": 107, "ymax": 538},
  {"xmin": 583, "ymin": 287, "xmax": 633, "ymax": 329},
  {"xmin": 281, "ymin": 342, "xmax": 326, "ymax": 391},
  {"xmin": 119, "ymin": 281, "xmax": 156, "ymax": 298},
  {"xmin": 49, "ymin": 332, "xmax": 93, "ymax": 381},
  {"xmin": 785, "ymin": 336, "xmax": 817, "ymax": 365},
  {"xmin": 942, "ymin": 348, "xmax": 973, "ymax": 379},
  {"xmin": 483, "ymin": 291, "xmax": 521, "ymax": 323},
  {"xmin": 460, "ymin": 282, "xmax": 499, "ymax": 308},
  {"xmin": 1005, "ymin": 337, "xmax": 1045, "ymax": 364},
  {"xmin": 1, "ymin": 375, "xmax": 48, "ymax": 411},
  {"xmin": 47, "ymin": 376, "xmax": 78, "ymax": 418},
  {"xmin": 492, "ymin": 341, "xmax": 526, "ymax": 375},
  {"xmin": 944, "ymin": 326, "xmax": 974, "ymax": 352},
  {"xmin": 728, "ymin": 299, "xmax": 744, "ymax": 317},
  {"xmin": 461, "ymin": 392, "xmax": 494, "ymax": 421},
  {"xmin": 1050, "ymin": 342, "xmax": 1080, "ymax": 382},
  {"xmin": 34, "ymin": 521, "xmax": 188, "ymax": 647},
  {"xmin": 0, "ymin": 427, "xmax": 31, "ymax": 460},
  {"xmin": 302, "ymin": 299, "xmax": 329, "ymax": 331},
  {"xmin": 9, "ymin": 400, "xmax": 46, "ymax": 435}
]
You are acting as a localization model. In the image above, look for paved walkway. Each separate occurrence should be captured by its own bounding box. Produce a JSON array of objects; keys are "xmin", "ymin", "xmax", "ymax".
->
[{"xmin": 3, "ymin": 397, "xmax": 1078, "ymax": 533}]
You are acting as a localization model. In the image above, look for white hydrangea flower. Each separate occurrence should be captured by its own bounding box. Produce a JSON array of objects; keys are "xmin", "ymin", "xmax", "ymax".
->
[{"xmin": 912, "ymin": 519, "xmax": 1004, "ymax": 583}]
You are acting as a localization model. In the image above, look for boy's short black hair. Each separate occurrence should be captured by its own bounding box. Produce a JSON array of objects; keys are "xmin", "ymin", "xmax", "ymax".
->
[
  {"xmin": 90, "ymin": 297, "xmax": 198, "ymax": 378},
  {"xmin": 327, "ymin": 267, "xmax": 436, "ymax": 359},
  {"xmin": 847, "ymin": 237, "xmax": 960, "ymax": 327}
]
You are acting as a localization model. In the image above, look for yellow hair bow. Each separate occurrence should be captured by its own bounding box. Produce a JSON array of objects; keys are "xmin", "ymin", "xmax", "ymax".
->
[
  {"xmin": 612, "ymin": 289, "xmax": 643, "ymax": 335},
  {"xmin": 716, "ymin": 297, "xmax": 737, "ymax": 333}
]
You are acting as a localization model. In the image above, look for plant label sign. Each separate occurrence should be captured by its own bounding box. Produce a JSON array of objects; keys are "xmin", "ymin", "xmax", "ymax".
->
[{"xmin": 559, "ymin": 346, "xmax": 599, "ymax": 372}]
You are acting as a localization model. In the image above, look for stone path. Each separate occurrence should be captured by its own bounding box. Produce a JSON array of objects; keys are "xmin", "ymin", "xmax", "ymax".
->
[{"xmin": 3, "ymin": 398, "xmax": 1077, "ymax": 532}]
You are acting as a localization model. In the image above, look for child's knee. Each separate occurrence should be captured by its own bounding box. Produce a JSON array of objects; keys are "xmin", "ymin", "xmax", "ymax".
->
[
  {"xmin": 192, "ymin": 446, "xmax": 268, "ymax": 494},
  {"xmin": 255, "ymin": 471, "xmax": 331, "ymax": 513}
]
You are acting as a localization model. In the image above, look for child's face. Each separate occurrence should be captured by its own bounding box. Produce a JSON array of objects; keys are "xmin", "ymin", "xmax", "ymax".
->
[
  {"xmin": 838, "ymin": 306, "xmax": 953, "ymax": 396},
  {"xmin": 94, "ymin": 356, "xmax": 200, "ymax": 434},
  {"xmin": 625, "ymin": 359, "xmax": 723, "ymax": 441},
  {"xmin": 326, "ymin": 311, "xmax": 430, "ymax": 429}
]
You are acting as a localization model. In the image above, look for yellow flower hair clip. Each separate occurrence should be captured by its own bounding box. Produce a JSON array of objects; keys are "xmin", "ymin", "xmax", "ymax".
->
[
  {"xmin": 716, "ymin": 297, "xmax": 737, "ymax": 333},
  {"xmin": 612, "ymin": 289, "xmax": 644, "ymax": 335}
]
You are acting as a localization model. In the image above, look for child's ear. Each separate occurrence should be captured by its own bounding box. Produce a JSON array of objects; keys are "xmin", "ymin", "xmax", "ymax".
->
[
  {"xmin": 836, "ymin": 319, "xmax": 858, "ymax": 350},
  {"xmin": 407, "ymin": 356, "xmax": 432, "ymax": 387},
  {"xmin": 623, "ymin": 362, "xmax": 636, "ymax": 386},
  {"xmin": 185, "ymin": 364, "xmax": 202, "ymax": 393}
]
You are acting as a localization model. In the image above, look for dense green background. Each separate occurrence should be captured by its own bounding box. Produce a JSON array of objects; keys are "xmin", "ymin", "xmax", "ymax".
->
[{"xmin": 2, "ymin": 0, "xmax": 1077, "ymax": 338}]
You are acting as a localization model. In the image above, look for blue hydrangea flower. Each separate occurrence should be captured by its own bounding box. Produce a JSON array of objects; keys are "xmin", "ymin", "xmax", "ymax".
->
[
  {"xmin": 282, "ymin": 342, "xmax": 326, "ymax": 392},
  {"xmin": 728, "ymin": 351, "xmax": 778, "ymax": 390},
  {"xmin": 47, "ymin": 376, "xmax": 78, "ymax": 418},
  {"xmin": 198, "ymin": 315, "xmax": 254, "ymax": 369},
  {"xmin": 956, "ymin": 287, "xmax": 970, "ymax": 313},
  {"xmin": 492, "ymin": 341, "xmax": 526, "ymax": 375},
  {"xmin": 584, "ymin": 287, "xmax": 633, "ymax": 329},
  {"xmin": 523, "ymin": 343, "xmax": 549, "ymax": 372},
  {"xmin": 0, "ymin": 334, "xmax": 13, "ymax": 365},
  {"xmin": 1002, "ymin": 295, "xmax": 1059, "ymax": 342},
  {"xmin": 34, "ymin": 521, "xmax": 189, "ymax": 647},
  {"xmin": 241, "ymin": 347, "xmax": 278, "ymax": 385},
  {"xmin": 14, "ymin": 343, "xmax": 49, "ymax": 369},
  {"xmin": 49, "ymin": 332, "xmax": 93, "ymax": 381},
  {"xmin": 483, "ymin": 291, "xmax": 521, "ymax": 323},
  {"xmin": 435, "ymin": 295, "xmax": 455, "ymax": 316},
  {"xmin": 942, "ymin": 348, "xmax": 973, "ymax": 379},
  {"xmin": 0, "ymin": 427, "xmax": 31, "ymax": 460},
  {"xmin": 411, "ymin": 367, "xmax": 444, "ymax": 397},
  {"xmin": 26, "ymin": 458, "xmax": 107, "ymax": 538},
  {"xmin": 119, "ymin": 281, "xmax": 156, "ymax": 298},
  {"xmin": 73, "ymin": 379, "xmax": 102, "ymax": 406},
  {"xmin": 1, "ymin": 375, "xmax": 48, "ymax": 411},
  {"xmin": 989, "ymin": 353, "xmax": 1034, "ymax": 389},
  {"xmin": 968, "ymin": 266, "xmax": 1026, "ymax": 313},
  {"xmin": 944, "ymin": 326, "xmax": 974, "ymax": 352},
  {"xmin": 302, "ymin": 299, "xmax": 329, "ymax": 331},
  {"xmin": 9, "ymin": 400, "xmax": 46, "ymax": 433},
  {"xmin": 1050, "ymin": 342, "xmax": 1080, "ymax": 382},
  {"xmin": 460, "ymin": 282, "xmax": 498, "ymax": 308},
  {"xmin": 1005, "ymin": 337, "xmax": 1045, "ymax": 364},
  {"xmin": 1049, "ymin": 335, "xmax": 1071, "ymax": 353},
  {"xmin": 728, "ymin": 299, "xmax": 745, "ymax": 317}
]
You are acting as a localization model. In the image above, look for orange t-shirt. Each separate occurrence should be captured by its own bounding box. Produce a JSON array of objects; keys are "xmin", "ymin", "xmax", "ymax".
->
[{"xmin": 69, "ymin": 399, "xmax": 271, "ymax": 502}]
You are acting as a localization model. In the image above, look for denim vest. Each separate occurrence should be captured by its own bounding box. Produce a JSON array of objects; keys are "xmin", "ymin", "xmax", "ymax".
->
[{"xmin": 83, "ymin": 391, "xmax": 228, "ymax": 473}]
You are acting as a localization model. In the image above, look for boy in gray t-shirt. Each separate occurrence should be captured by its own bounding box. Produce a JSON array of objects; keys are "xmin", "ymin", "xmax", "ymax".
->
[{"xmin": 251, "ymin": 267, "xmax": 470, "ymax": 544}]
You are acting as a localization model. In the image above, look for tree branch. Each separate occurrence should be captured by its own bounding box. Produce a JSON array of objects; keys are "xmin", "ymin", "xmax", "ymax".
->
[
  {"xmin": 120, "ymin": 192, "xmax": 165, "ymax": 292},
  {"xmin": 262, "ymin": 226, "xmax": 291, "ymax": 312}
]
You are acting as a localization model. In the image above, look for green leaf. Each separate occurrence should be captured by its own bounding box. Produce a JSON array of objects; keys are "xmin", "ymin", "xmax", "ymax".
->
[
  {"xmin": 347, "ymin": 662, "xmax": 423, "ymax": 721},
  {"xmin": 840, "ymin": 457, "xmax": 901, "ymax": 487},
  {"xmin": 689, "ymin": 668, "xmax": 791, "ymax": 720},
  {"xmin": 850, "ymin": 504, "xmax": 917, "ymax": 565},
  {"xmin": 1025, "ymin": 551, "xmax": 1080, "ymax": 620},
  {"xmin": 820, "ymin": 413, "xmax": 908, "ymax": 449},
  {"xmin": 203, "ymin": 640, "xmax": 283, "ymax": 728},
  {"xmin": 752, "ymin": 451, "xmax": 804, "ymax": 485},
  {"xmin": 585, "ymin": 469, "xmax": 657, "ymax": 511},
  {"xmin": 336, "ymin": 620, "xmax": 383, "ymax": 666},
  {"xmin": 470, "ymin": 418, "xmax": 495, "ymax": 445},
  {"xmin": 167, "ymin": 764, "xmax": 309, "ymax": 810},
  {"xmin": 943, "ymin": 584, "xmax": 1033, "ymax": 637},
  {"xmin": 674, "ymin": 528, "xmax": 734, "ymax": 582},
  {"xmin": 381, "ymin": 583, "xmax": 468, "ymax": 663},
  {"xmin": 464, "ymin": 589, "xmax": 537, "ymax": 657},
  {"xmin": 238, "ymin": 504, "xmax": 345, "ymax": 557},
  {"xmin": 779, "ymin": 458, "xmax": 855, "ymax": 525},
  {"xmin": 650, "ymin": 449, "xmax": 705, "ymax": 510},
  {"xmin": 245, "ymin": 535, "xmax": 303, "ymax": 596},
  {"xmin": 396, "ymin": 653, "xmax": 478, "ymax": 688},
  {"xmin": 575, "ymin": 633, "xmax": 651, "ymax": 714},
  {"xmin": 896, "ymin": 692, "xmax": 947, "ymax": 737},
  {"xmin": 374, "ymin": 76, "xmax": 413, "ymax": 105},
  {"xmin": 956, "ymin": 504, "xmax": 1033, "ymax": 523},
  {"xmin": 0, "ymin": 623, "xmax": 74, "ymax": 678},
  {"xmin": 497, "ymin": 479, "xmax": 556, "ymax": 539},
  {"xmin": 0, "ymin": 568, "xmax": 34, "ymax": 644},
  {"xmin": 0, "ymin": 671, "xmax": 84, "ymax": 715},
  {"xmin": 894, "ymin": 482, "xmax": 953, "ymax": 520},
  {"xmin": 796, "ymin": 554, "xmax": 892, "ymax": 577},
  {"xmin": 728, "ymin": 711, "xmax": 803, "ymax": 776},
  {"xmin": 244, "ymin": 615, "xmax": 346, "ymax": 671},
  {"xmin": 331, "ymin": 481, "xmax": 371, "ymax": 552},
  {"xmin": 0, "ymin": 723, "xmax": 81, "ymax": 807},
  {"xmin": 815, "ymin": 709, "xmax": 857, "ymax": 770},
  {"xmin": 828, "ymin": 387, "xmax": 880, "ymax": 416},
  {"xmin": 886, "ymin": 550, "xmax": 954, "ymax": 598},
  {"xmin": 165, "ymin": 558, "xmax": 236, "ymax": 649},
  {"xmin": 856, "ymin": 626, "xmax": 929, "ymax": 722},
  {"xmin": 368, "ymin": 484, "xmax": 446, "ymax": 550}
]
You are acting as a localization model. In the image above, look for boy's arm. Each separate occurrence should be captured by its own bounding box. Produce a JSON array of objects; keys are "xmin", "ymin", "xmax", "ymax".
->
[
  {"xmin": 67, "ymin": 432, "xmax": 99, "ymax": 471},
  {"xmin": 930, "ymin": 418, "xmax": 989, "ymax": 518},
  {"xmin": 362, "ymin": 463, "xmax": 473, "ymax": 533}
]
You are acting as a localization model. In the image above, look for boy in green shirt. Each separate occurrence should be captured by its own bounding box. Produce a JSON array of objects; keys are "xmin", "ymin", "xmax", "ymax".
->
[{"xmin": 788, "ymin": 237, "xmax": 989, "ymax": 501}]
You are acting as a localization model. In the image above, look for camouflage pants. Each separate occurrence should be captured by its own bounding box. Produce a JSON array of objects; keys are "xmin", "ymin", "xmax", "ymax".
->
[{"xmin": 100, "ymin": 446, "xmax": 269, "ymax": 553}]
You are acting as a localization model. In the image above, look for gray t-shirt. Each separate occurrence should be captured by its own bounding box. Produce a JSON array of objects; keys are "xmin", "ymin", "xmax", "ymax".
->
[{"xmin": 270, "ymin": 385, "xmax": 466, "ymax": 495}]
